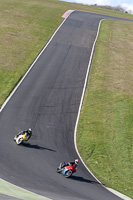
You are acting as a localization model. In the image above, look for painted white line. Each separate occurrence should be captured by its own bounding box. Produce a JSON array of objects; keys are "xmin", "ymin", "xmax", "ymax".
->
[
  {"xmin": 0, "ymin": 9, "xmax": 74, "ymax": 200},
  {"xmin": 107, "ymin": 188, "xmax": 133, "ymax": 200},
  {"xmin": 74, "ymin": 18, "xmax": 104, "ymax": 184},
  {"xmin": 0, "ymin": 10, "xmax": 74, "ymax": 113},
  {"xmin": 1, "ymin": 10, "xmax": 132, "ymax": 200},
  {"xmin": 74, "ymin": 16, "xmax": 133, "ymax": 200}
]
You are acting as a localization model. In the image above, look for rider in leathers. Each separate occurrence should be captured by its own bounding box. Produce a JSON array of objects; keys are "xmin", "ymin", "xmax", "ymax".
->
[
  {"xmin": 18, "ymin": 128, "xmax": 32, "ymax": 141},
  {"xmin": 59, "ymin": 159, "xmax": 79, "ymax": 169}
]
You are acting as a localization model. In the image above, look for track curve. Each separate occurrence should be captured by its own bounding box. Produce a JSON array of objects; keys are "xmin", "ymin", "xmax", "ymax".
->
[{"xmin": 0, "ymin": 11, "xmax": 132, "ymax": 200}]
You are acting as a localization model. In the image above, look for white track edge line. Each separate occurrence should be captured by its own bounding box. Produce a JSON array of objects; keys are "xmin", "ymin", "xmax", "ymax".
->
[
  {"xmin": 0, "ymin": 9, "xmax": 74, "ymax": 199},
  {"xmin": 74, "ymin": 18, "xmax": 104, "ymax": 184},
  {"xmin": 0, "ymin": 10, "xmax": 74, "ymax": 113},
  {"xmin": 1, "ymin": 10, "xmax": 132, "ymax": 200},
  {"xmin": 74, "ymin": 17, "xmax": 132, "ymax": 200}
]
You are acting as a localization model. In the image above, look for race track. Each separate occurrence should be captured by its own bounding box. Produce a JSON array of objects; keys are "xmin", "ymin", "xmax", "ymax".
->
[{"xmin": 0, "ymin": 11, "xmax": 132, "ymax": 200}]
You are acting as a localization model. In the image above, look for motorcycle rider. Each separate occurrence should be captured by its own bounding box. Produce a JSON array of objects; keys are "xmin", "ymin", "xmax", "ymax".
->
[
  {"xmin": 59, "ymin": 159, "xmax": 79, "ymax": 170},
  {"xmin": 16, "ymin": 128, "xmax": 32, "ymax": 141}
]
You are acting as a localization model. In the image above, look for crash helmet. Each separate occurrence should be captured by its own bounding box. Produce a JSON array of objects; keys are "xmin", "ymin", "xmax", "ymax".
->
[
  {"xmin": 75, "ymin": 159, "xmax": 79, "ymax": 164},
  {"xmin": 28, "ymin": 128, "xmax": 32, "ymax": 132}
]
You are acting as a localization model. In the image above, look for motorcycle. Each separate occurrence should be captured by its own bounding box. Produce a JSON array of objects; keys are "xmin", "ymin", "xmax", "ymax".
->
[
  {"xmin": 14, "ymin": 132, "xmax": 30, "ymax": 145},
  {"xmin": 57, "ymin": 162, "xmax": 77, "ymax": 178}
]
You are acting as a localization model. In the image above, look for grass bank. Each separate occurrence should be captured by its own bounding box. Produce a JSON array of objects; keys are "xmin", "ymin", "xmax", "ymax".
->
[
  {"xmin": 0, "ymin": 0, "xmax": 133, "ymax": 198},
  {"xmin": 0, "ymin": 0, "xmax": 133, "ymax": 106},
  {"xmin": 77, "ymin": 19, "xmax": 133, "ymax": 198}
]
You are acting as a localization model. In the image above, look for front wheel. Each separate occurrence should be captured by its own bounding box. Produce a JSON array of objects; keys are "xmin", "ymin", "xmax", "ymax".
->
[
  {"xmin": 65, "ymin": 170, "xmax": 72, "ymax": 178},
  {"xmin": 16, "ymin": 135, "xmax": 23, "ymax": 145}
]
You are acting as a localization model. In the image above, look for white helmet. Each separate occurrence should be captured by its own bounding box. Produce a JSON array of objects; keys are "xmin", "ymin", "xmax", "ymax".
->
[{"xmin": 75, "ymin": 159, "xmax": 79, "ymax": 164}]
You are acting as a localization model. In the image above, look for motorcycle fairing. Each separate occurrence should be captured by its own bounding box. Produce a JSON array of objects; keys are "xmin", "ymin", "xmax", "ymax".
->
[
  {"xmin": 62, "ymin": 165, "xmax": 76, "ymax": 175},
  {"xmin": 62, "ymin": 167, "xmax": 68, "ymax": 175}
]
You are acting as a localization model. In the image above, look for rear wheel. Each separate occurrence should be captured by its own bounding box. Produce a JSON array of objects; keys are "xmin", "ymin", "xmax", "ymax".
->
[
  {"xmin": 56, "ymin": 168, "xmax": 61, "ymax": 173},
  {"xmin": 65, "ymin": 170, "xmax": 72, "ymax": 178}
]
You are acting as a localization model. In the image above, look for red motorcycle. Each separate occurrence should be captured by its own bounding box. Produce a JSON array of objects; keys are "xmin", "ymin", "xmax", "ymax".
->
[{"xmin": 57, "ymin": 161, "xmax": 78, "ymax": 178}]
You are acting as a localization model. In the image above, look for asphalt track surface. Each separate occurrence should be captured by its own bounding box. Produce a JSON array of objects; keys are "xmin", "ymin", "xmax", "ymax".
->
[{"xmin": 0, "ymin": 11, "xmax": 133, "ymax": 200}]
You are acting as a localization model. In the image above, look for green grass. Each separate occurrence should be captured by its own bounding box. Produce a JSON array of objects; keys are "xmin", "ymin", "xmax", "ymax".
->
[
  {"xmin": 0, "ymin": 0, "xmax": 133, "ymax": 198},
  {"xmin": 0, "ymin": 178, "xmax": 51, "ymax": 200},
  {"xmin": 0, "ymin": 0, "xmax": 65, "ymax": 105},
  {"xmin": 77, "ymin": 19, "xmax": 133, "ymax": 198},
  {"xmin": 0, "ymin": 0, "xmax": 133, "ymax": 105}
]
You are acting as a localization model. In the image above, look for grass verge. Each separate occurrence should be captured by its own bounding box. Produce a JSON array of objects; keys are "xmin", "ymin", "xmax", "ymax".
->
[
  {"xmin": 0, "ymin": 0, "xmax": 133, "ymax": 106},
  {"xmin": 0, "ymin": 178, "xmax": 51, "ymax": 200},
  {"xmin": 77, "ymin": 19, "xmax": 133, "ymax": 198}
]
